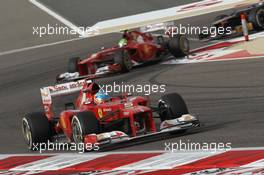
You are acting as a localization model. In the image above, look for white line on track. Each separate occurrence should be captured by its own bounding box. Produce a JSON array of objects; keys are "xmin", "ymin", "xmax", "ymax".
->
[
  {"xmin": 0, "ymin": 0, "xmax": 115, "ymax": 57},
  {"xmin": 0, "ymin": 37, "xmax": 84, "ymax": 57},
  {"xmin": 29, "ymin": 0, "xmax": 84, "ymax": 37},
  {"xmin": 0, "ymin": 0, "xmax": 91, "ymax": 57}
]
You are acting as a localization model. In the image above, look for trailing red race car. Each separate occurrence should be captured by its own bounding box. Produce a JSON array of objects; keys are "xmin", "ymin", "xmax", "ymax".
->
[
  {"xmin": 22, "ymin": 79, "xmax": 200, "ymax": 151},
  {"xmin": 57, "ymin": 30, "xmax": 189, "ymax": 82}
]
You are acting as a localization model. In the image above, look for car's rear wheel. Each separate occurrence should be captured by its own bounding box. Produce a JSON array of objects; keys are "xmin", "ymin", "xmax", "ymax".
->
[
  {"xmin": 22, "ymin": 112, "xmax": 52, "ymax": 150},
  {"xmin": 68, "ymin": 57, "xmax": 81, "ymax": 73},
  {"xmin": 114, "ymin": 50, "xmax": 133, "ymax": 72},
  {"xmin": 167, "ymin": 35, "xmax": 189, "ymax": 58},
  {"xmin": 71, "ymin": 111, "xmax": 100, "ymax": 144},
  {"xmin": 158, "ymin": 93, "xmax": 189, "ymax": 121},
  {"xmin": 248, "ymin": 7, "xmax": 264, "ymax": 31}
]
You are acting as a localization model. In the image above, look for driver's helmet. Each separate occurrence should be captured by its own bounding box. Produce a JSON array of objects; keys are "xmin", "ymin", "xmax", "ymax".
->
[
  {"xmin": 118, "ymin": 38, "xmax": 127, "ymax": 47},
  {"xmin": 94, "ymin": 90, "xmax": 110, "ymax": 104}
]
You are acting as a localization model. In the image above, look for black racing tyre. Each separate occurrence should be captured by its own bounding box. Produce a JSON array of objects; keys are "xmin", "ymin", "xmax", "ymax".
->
[
  {"xmin": 114, "ymin": 50, "xmax": 132, "ymax": 72},
  {"xmin": 22, "ymin": 112, "xmax": 52, "ymax": 150},
  {"xmin": 248, "ymin": 7, "xmax": 264, "ymax": 31},
  {"xmin": 71, "ymin": 111, "xmax": 100, "ymax": 144},
  {"xmin": 68, "ymin": 57, "xmax": 80, "ymax": 73},
  {"xmin": 158, "ymin": 93, "xmax": 189, "ymax": 121},
  {"xmin": 167, "ymin": 35, "xmax": 189, "ymax": 58}
]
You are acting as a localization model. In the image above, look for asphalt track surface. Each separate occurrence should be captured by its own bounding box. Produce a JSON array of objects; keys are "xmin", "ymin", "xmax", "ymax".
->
[
  {"xmin": 39, "ymin": 0, "xmax": 201, "ymax": 27},
  {"xmin": 0, "ymin": 0, "xmax": 264, "ymax": 153}
]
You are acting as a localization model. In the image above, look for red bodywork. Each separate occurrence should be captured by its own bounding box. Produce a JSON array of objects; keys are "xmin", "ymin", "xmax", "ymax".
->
[
  {"xmin": 76, "ymin": 31, "xmax": 166, "ymax": 75},
  {"xmin": 41, "ymin": 80, "xmax": 157, "ymax": 141}
]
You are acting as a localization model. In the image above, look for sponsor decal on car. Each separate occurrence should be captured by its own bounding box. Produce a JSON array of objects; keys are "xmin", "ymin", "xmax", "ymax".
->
[
  {"xmin": 98, "ymin": 108, "xmax": 103, "ymax": 118},
  {"xmin": 103, "ymin": 108, "xmax": 112, "ymax": 112}
]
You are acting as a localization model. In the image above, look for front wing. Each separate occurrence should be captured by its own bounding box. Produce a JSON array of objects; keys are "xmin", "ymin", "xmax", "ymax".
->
[{"xmin": 86, "ymin": 118, "xmax": 200, "ymax": 151}]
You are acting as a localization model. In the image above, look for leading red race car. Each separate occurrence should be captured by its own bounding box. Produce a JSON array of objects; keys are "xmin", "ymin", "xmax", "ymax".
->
[
  {"xmin": 22, "ymin": 79, "xmax": 199, "ymax": 151},
  {"xmin": 57, "ymin": 30, "xmax": 189, "ymax": 82}
]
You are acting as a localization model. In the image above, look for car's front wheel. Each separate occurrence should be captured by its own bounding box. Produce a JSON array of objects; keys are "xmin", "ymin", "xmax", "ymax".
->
[
  {"xmin": 114, "ymin": 50, "xmax": 133, "ymax": 72},
  {"xmin": 158, "ymin": 93, "xmax": 189, "ymax": 121},
  {"xmin": 71, "ymin": 111, "xmax": 100, "ymax": 144}
]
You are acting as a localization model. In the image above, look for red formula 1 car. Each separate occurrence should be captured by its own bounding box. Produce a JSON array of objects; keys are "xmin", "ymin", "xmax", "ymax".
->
[
  {"xmin": 22, "ymin": 79, "xmax": 199, "ymax": 151},
  {"xmin": 57, "ymin": 30, "xmax": 189, "ymax": 82}
]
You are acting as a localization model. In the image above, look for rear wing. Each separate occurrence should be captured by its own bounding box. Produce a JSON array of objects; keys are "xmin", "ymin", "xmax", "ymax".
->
[
  {"xmin": 40, "ymin": 79, "xmax": 92, "ymax": 105},
  {"xmin": 87, "ymin": 0, "xmax": 262, "ymax": 37}
]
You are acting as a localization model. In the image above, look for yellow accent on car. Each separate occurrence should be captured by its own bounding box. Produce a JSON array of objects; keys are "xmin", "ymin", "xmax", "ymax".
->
[
  {"xmin": 98, "ymin": 108, "xmax": 103, "ymax": 118},
  {"xmin": 60, "ymin": 118, "xmax": 66, "ymax": 129},
  {"xmin": 235, "ymin": 23, "xmax": 254, "ymax": 33}
]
